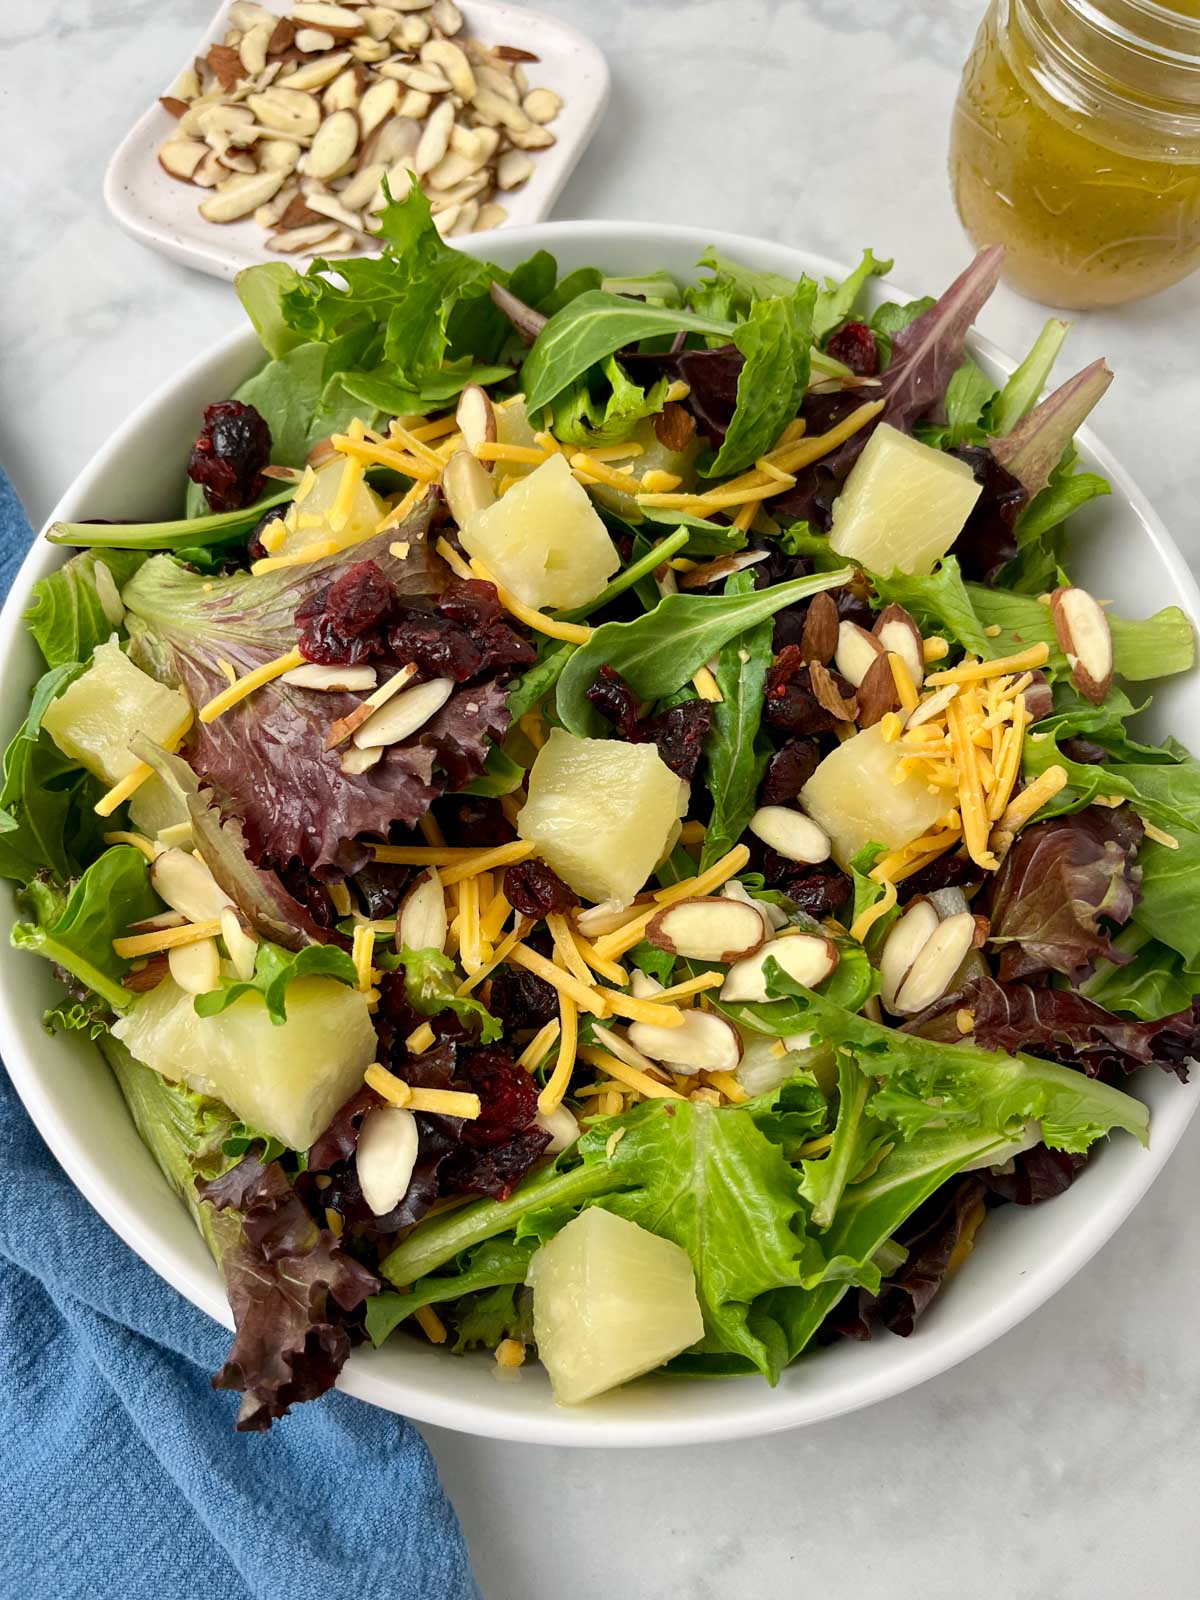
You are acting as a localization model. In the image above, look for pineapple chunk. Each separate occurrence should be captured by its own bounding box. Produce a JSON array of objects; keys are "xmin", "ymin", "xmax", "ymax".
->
[
  {"xmin": 801, "ymin": 722, "xmax": 947, "ymax": 868},
  {"xmin": 517, "ymin": 729, "xmax": 687, "ymax": 904},
  {"xmin": 588, "ymin": 415, "xmax": 702, "ymax": 517},
  {"xmin": 828, "ymin": 422, "xmax": 982, "ymax": 576},
  {"xmin": 459, "ymin": 453, "xmax": 619, "ymax": 611},
  {"xmin": 112, "ymin": 974, "xmax": 377, "ymax": 1151},
  {"xmin": 493, "ymin": 394, "xmax": 541, "ymax": 475},
  {"xmin": 42, "ymin": 639, "xmax": 190, "ymax": 786},
  {"xmin": 266, "ymin": 458, "xmax": 384, "ymax": 561},
  {"xmin": 527, "ymin": 1207, "xmax": 704, "ymax": 1406}
]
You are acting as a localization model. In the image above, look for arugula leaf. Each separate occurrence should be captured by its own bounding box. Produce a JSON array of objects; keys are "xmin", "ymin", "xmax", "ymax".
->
[
  {"xmin": 24, "ymin": 550, "xmax": 146, "ymax": 669},
  {"xmin": 47, "ymin": 486, "xmax": 296, "ymax": 552},
  {"xmin": 990, "ymin": 317, "xmax": 1070, "ymax": 435},
  {"xmin": 1022, "ymin": 729, "xmax": 1200, "ymax": 836},
  {"xmin": 917, "ymin": 357, "xmax": 996, "ymax": 449},
  {"xmin": 716, "ymin": 936, "xmax": 878, "ymax": 1039},
  {"xmin": 813, "ymin": 248, "xmax": 893, "ymax": 341},
  {"xmin": 521, "ymin": 292, "xmax": 736, "ymax": 415},
  {"xmin": 700, "ymin": 571, "xmax": 773, "ymax": 870},
  {"xmin": 506, "ymin": 639, "xmax": 574, "ymax": 721},
  {"xmin": 637, "ymin": 505, "xmax": 748, "ymax": 556},
  {"xmin": 537, "ymin": 265, "xmax": 603, "ymax": 318},
  {"xmin": 705, "ymin": 278, "xmax": 816, "ymax": 478},
  {"xmin": 194, "ymin": 940, "xmax": 360, "ymax": 1026},
  {"xmin": 550, "ymin": 356, "xmax": 669, "ymax": 449},
  {"xmin": 337, "ymin": 360, "xmax": 513, "ymax": 420},
  {"xmin": 11, "ymin": 845, "xmax": 160, "ymax": 1011},
  {"xmin": 627, "ymin": 940, "xmax": 678, "ymax": 987},
  {"xmin": 556, "ymin": 567, "xmax": 853, "ymax": 737},
  {"xmin": 458, "ymin": 744, "xmax": 526, "ymax": 798},
  {"xmin": 400, "ymin": 945, "xmax": 502, "ymax": 1042}
]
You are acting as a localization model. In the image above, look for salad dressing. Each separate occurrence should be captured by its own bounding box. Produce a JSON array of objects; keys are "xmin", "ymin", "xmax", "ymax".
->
[{"xmin": 951, "ymin": 0, "xmax": 1200, "ymax": 307}]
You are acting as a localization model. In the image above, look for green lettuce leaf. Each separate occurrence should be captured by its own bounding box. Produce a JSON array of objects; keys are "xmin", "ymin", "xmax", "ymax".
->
[
  {"xmin": 366, "ymin": 1237, "xmax": 535, "ymax": 1346},
  {"xmin": 700, "ymin": 571, "xmax": 773, "ymax": 870},
  {"xmin": 400, "ymin": 945, "xmax": 501, "ymax": 1042},
  {"xmin": 705, "ymin": 278, "xmax": 817, "ymax": 478},
  {"xmin": 813, "ymin": 248, "xmax": 893, "ymax": 341},
  {"xmin": 550, "ymin": 356, "xmax": 669, "ymax": 449},
  {"xmin": 799, "ymin": 1053, "xmax": 889, "ymax": 1230},
  {"xmin": 1081, "ymin": 925, "xmax": 1200, "ymax": 1021},
  {"xmin": 11, "ymin": 845, "xmax": 161, "ymax": 1011},
  {"xmin": 24, "ymin": 550, "xmax": 147, "ymax": 669}
]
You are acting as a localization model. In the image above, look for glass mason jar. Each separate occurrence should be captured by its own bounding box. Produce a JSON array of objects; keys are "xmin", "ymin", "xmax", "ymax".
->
[{"xmin": 950, "ymin": 0, "xmax": 1200, "ymax": 308}]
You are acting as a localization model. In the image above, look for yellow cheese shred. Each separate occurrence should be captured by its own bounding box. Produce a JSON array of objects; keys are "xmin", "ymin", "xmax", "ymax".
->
[
  {"xmin": 537, "ymin": 993, "xmax": 578, "ymax": 1115},
  {"xmin": 517, "ymin": 1018, "xmax": 561, "ymax": 1073},
  {"xmin": 546, "ymin": 913, "xmax": 595, "ymax": 989},
  {"xmin": 330, "ymin": 434, "xmax": 439, "ymax": 481},
  {"xmin": 705, "ymin": 1070, "xmax": 748, "ymax": 1105},
  {"xmin": 198, "ymin": 648, "xmax": 305, "ymax": 725},
  {"xmin": 848, "ymin": 878, "xmax": 898, "ymax": 943},
  {"xmin": 577, "ymin": 1045, "xmax": 684, "ymax": 1102},
  {"xmin": 413, "ymin": 1305, "xmax": 448, "ymax": 1344},
  {"xmin": 466, "ymin": 557, "xmax": 593, "ymax": 645},
  {"xmin": 457, "ymin": 874, "xmax": 482, "ymax": 972},
  {"xmin": 508, "ymin": 943, "xmax": 607, "ymax": 1016},
  {"xmin": 994, "ymin": 764, "xmax": 1069, "ymax": 835},
  {"xmin": 351, "ymin": 925, "xmax": 376, "ymax": 992},
  {"xmin": 437, "ymin": 839, "xmax": 534, "ymax": 888},
  {"xmin": 112, "ymin": 918, "xmax": 222, "ymax": 960},
  {"xmin": 94, "ymin": 710, "xmax": 196, "ymax": 818},
  {"xmin": 887, "ymin": 654, "xmax": 920, "ymax": 713},
  {"xmin": 691, "ymin": 666, "xmax": 723, "ymax": 703},
  {"xmin": 601, "ymin": 991, "xmax": 687, "ymax": 1029},
  {"xmin": 926, "ymin": 642, "xmax": 1050, "ymax": 687},
  {"xmin": 946, "ymin": 691, "xmax": 997, "ymax": 870}
]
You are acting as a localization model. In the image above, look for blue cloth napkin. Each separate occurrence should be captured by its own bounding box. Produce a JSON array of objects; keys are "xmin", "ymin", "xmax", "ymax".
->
[{"xmin": 0, "ymin": 470, "xmax": 479, "ymax": 1600}]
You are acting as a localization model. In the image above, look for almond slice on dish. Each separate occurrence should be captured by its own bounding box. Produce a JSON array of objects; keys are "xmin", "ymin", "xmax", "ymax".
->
[
  {"xmin": 626, "ymin": 1010, "xmax": 742, "ymax": 1075},
  {"xmin": 645, "ymin": 896, "xmax": 766, "ymax": 964},
  {"xmin": 352, "ymin": 676, "xmax": 454, "ymax": 749},
  {"xmin": 878, "ymin": 898, "xmax": 940, "ymax": 1013},
  {"xmin": 747, "ymin": 806, "xmax": 831, "ymax": 865},
  {"xmin": 442, "ymin": 450, "xmax": 496, "ymax": 523},
  {"xmin": 455, "ymin": 385, "xmax": 497, "ymax": 457},
  {"xmin": 421, "ymin": 38, "xmax": 476, "ymax": 99},
  {"xmin": 326, "ymin": 662, "xmax": 419, "ymax": 748},
  {"xmin": 219, "ymin": 906, "xmax": 260, "ymax": 982},
  {"xmin": 892, "ymin": 910, "xmax": 976, "ymax": 1015},
  {"xmin": 168, "ymin": 936, "xmax": 221, "ymax": 996},
  {"xmin": 158, "ymin": 139, "xmax": 211, "ymax": 181},
  {"xmin": 719, "ymin": 933, "xmax": 838, "ymax": 1004},
  {"xmin": 1050, "ymin": 586, "xmax": 1113, "ymax": 706},
  {"xmin": 356, "ymin": 1106, "xmax": 420, "ymax": 1215},
  {"xmin": 150, "ymin": 849, "xmax": 234, "ymax": 923},
  {"xmin": 281, "ymin": 662, "xmax": 378, "ymax": 691},
  {"xmin": 270, "ymin": 220, "xmax": 341, "ymax": 252},
  {"xmin": 721, "ymin": 878, "xmax": 788, "ymax": 934},
  {"xmin": 397, "ymin": 869, "xmax": 449, "ymax": 955},
  {"xmin": 299, "ymin": 107, "xmax": 360, "ymax": 177}
]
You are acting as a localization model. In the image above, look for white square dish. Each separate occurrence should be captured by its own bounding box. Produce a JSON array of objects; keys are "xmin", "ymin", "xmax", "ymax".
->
[{"xmin": 103, "ymin": 0, "xmax": 609, "ymax": 281}]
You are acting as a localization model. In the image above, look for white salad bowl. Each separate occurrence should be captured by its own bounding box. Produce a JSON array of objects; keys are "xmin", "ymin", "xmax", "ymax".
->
[{"xmin": 2, "ymin": 222, "xmax": 1197, "ymax": 1447}]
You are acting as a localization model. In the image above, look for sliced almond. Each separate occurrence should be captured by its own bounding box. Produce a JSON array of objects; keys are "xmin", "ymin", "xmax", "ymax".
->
[
  {"xmin": 327, "ymin": 662, "xmax": 419, "ymax": 748},
  {"xmin": 1051, "ymin": 586, "xmax": 1113, "ymax": 706},
  {"xmin": 217, "ymin": 147, "xmax": 259, "ymax": 175},
  {"xmin": 158, "ymin": 139, "xmax": 210, "ymax": 181},
  {"xmin": 168, "ymin": 937, "xmax": 221, "ymax": 997},
  {"xmin": 352, "ymin": 676, "xmax": 454, "ymax": 749},
  {"xmin": 428, "ymin": 174, "xmax": 488, "ymax": 211},
  {"xmin": 281, "ymin": 661, "xmax": 379, "ymax": 691},
  {"xmin": 360, "ymin": 6, "xmax": 402, "ymax": 41},
  {"xmin": 442, "ymin": 448, "xmax": 496, "ymax": 524},
  {"xmin": 499, "ymin": 150, "xmax": 534, "ymax": 191},
  {"xmin": 268, "ymin": 16, "xmax": 297, "ymax": 53},
  {"xmin": 646, "ymin": 896, "xmax": 765, "ymax": 964},
  {"xmin": 594, "ymin": 1025, "xmax": 663, "ymax": 1077},
  {"xmin": 396, "ymin": 88, "xmax": 433, "ymax": 119},
  {"xmin": 168, "ymin": 64, "xmax": 202, "ymax": 98},
  {"xmin": 475, "ymin": 64, "xmax": 520, "ymax": 104},
  {"xmin": 123, "ymin": 956, "xmax": 171, "ymax": 994},
  {"xmin": 474, "ymin": 200, "xmax": 507, "ymax": 232},
  {"xmin": 471, "ymin": 86, "xmax": 531, "ymax": 133},
  {"xmin": 493, "ymin": 45, "xmax": 539, "ymax": 63},
  {"xmin": 575, "ymin": 899, "xmax": 648, "ymax": 938},
  {"xmin": 350, "ymin": 36, "xmax": 392, "ymax": 62},
  {"xmin": 430, "ymin": 0, "xmax": 463, "ymax": 32},
  {"xmin": 340, "ymin": 744, "xmax": 384, "ymax": 774},
  {"xmin": 748, "ymin": 806, "xmax": 831, "ymax": 865},
  {"xmin": 856, "ymin": 652, "xmax": 899, "ymax": 728},
  {"xmin": 357, "ymin": 76, "xmax": 400, "ymax": 136},
  {"xmin": 522, "ymin": 88, "xmax": 561, "ymax": 124},
  {"xmin": 427, "ymin": 148, "xmax": 485, "ymax": 191},
  {"xmin": 301, "ymin": 108, "xmax": 360, "ymax": 177},
  {"xmin": 722, "ymin": 878, "xmax": 787, "ymax": 934},
  {"xmin": 159, "ymin": 96, "xmax": 190, "ymax": 119},
  {"xmin": 397, "ymin": 868, "xmax": 448, "ymax": 954},
  {"xmin": 677, "ymin": 550, "xmax": 770, "ymax": 590},
  {"xmin": 200, "ymin": 169, "xmax": 285, "ymax": 221},
  {"xmin": 504, "ymin": 123, "xmax": 555, "ymax": 151},
  {"xmin": 906, "ymin": 683, "xmax": 958, "ymax": 730},
  {"xmin": 295, "ymin": 27, "xmax": 337, "ymax": 52},
  {"xmin": 878, "ymin": 898, "xmax": 939, "ymax": 1013},
  {"xmin": 362, "ymin": 112, "xmax": 420, "ymax": 166},
  {"xmin": 535, "ymin": 1103, "xmax": 579, "ymax": 1154},
  {"xmin": 720, "ymin": 933, "xmax": 838, "ymax": 1004},
  {"xmin": 627, "ymin": 1011, "xmax": 742, "ymax": 1074},
  {"xmin": 207, "ymin": 43, "xmax": 245, "ymax": 92},
  {"xmin": 834, "ymin": 620, "xmax": 884, "ymax": 688},
  {"xmin": 322, "ymin": 66, "xmax": 363, "ymax": 113},
  {"xmin": 275, "ymin": 51, "xmax": 353, "ymax": 92},
  {"xmin": 336, "ymin": 161, "xmax": 387, "ymax": 209},
  {"xmin": 258, "ymin": 138, "xmax": 303, "ymax": 172},
  {"xmin": 809, "ymin": 660, "xmax": 858, "ymax": 722},
  {"xmin": 151, "ymin": 849, "xmax": 235, "ymax": 923},
  {"xmin": 421, "ymin": 38, "xmax": 475, "ymax": 98},
  {"xmin": 357, "ymin": 1105, "xmax": 419, "ymax": 1215},
  {"xmin": 456, "ymin": 385, "xmax": 497, "ymax": 458},
  {"xmin": 127, "ymin": 910, "xmax": 188, "ymax": 933},
  {"xmin": 240, "ymin": 19, "xmax": 274, "ymax": 75},
  {"xmin": 414, "ymin": 97, "xmax": 455, "ymax": 174},
  {"xmin": 219, "ymin": 906, "xmax": 259, "ymax": 982},
  {"xmin": 196, "ymin": 102, "xmax": 256, "ymax": 140},
  {"xmin": 375, "ymin": 160, "xmax": 414, "ymax": 208},
  {"xmin": 229, "ymin": 1, "xmax": 277, "ymax": 27},
  {"xmin": 893, "ymin": 911, "xmax": 975, "ymax": 1015},
  {"xmin": 393, "ymin": 15, "xmax": 431, "ymax": 49},
  {"xmin": 292, "ymin": 3, "xmax": 365, "ymax": 37},
  {"xmin": 799, "ymin": 590, "xmax": 840, "ymax": 666},
  {"xmin": 305, "ymin": 191, "xmax": 368, "ymax": 234},
  {"xmin": 248, "ymin": 85, "xmax": 324, "ymax": 134},
  {"xmin": 873, "ymin": 603, "xmax": 924, "ymax": 690},
  {"xmin": 271, "ymin": 220, "xmax": 339, "ymax": 252}
]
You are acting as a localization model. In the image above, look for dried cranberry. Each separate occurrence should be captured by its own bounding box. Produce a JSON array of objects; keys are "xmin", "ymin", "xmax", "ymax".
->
[
  {"xmin": 187, "ymin": 400, "xmax": 272, "ymax": 513},
  {"xmin": 761, "ymin": 739, "xmax": 822, "ymax": 804},
  {"xmin": 388, "ymin": 607, "xmax": 484, "ymax": 681},
  {"xmin": 948, "ymin": 447, "xmax": 1028, "ymax": 584},
  {"xmin": 388, "ymin": 580, "xmax": 533, "ymax": 682},
  {"xmin": 1061, "ymin": 736, "xmax": 1109, "ymax": 766},
  {"xmin": 764, "ymin": 648, "xmax": 841, "ymax": 734},
  {"xmin": 296, "ymin": 561, "xmax": 396, "ymax": 665},
  {"xmin": 439, "ymin": 1126, "xmax": 553, "ymax": 1200},
  {"xmin": 351, "ymin": 861, "xmax": 411, "ymax": 919},
  {"xmin": 825, "ymin": 321, "xmax": 879, "ymax": 377},
  {"xmin": 489, "ymin": 965, "xmax": 558, "ymax": 1033},
  {"xmin": 781, "ymin": 865, "xmax": 851, "ymax": 920},
  {"xmin": 456, "ymin": 1048, "xmax": 539, "ymax": 1147},
  {"xmin": 504, "ymin": 858, "xmax": 577, "ymax": 917},
  {"xmin": 641, "ymin": 700, "xmax": 712, "ymax": 780},
  {"xmin": 896, "ymin": 851, "xmax": 985, "ymax": 903},
  {"xmin": 586, "ymin": 665, "xmax": 643, "ymax": 739}
]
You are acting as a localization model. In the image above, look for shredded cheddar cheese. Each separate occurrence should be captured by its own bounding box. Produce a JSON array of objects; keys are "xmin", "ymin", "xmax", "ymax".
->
[
  {"xmin": 351, "ymin": 925, "xmax": 376, "ymax": 992},
  {"xmin": 102, "ymin": 831, "xmax": 158, "ymax": 863},
  {"xmin": 926, "ymin": 642, "xmax": 1050, "ymax": 687},
  {"xmin": 577, "ymin": 1045, "xmax": 684, "ymax": 1102},
  {"xmin": 198, "ymin": 648, "xmax": 305, "ymax": 724},
  {"xmin": 414, "ymin": 1306, "xmax": 448, "ymax": 1344},
  {"xmin": 438, "ymin": 840, "xmax": 535, "ymax": 888},
  {"xmin": 94, "ymin": 709, "xmax": 195, "ymax": 818},
  {"xmin": 508, "ymin": 943, "xmax": 607, "ymax": 1015},
  {"xmin": 691, "ymin": 666, "xmax": 723, "ymax": 703},
  {"xmin": 848, "ymin": 877, "xmax": 898, "ymax": 943},
  {"xmin": 112, "ymin": 918, "xmax": 222, "ymax": 959},
  {"xmin": 518, "ymin": 1018, "xmax": 561, "ymax": 1073},
  {"xmin": 537, "ymin": 992, "xmax": 578, "ymax": 1114}
]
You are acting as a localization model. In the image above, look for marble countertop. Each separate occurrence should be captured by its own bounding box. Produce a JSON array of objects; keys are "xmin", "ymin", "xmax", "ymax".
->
[{"xmin": 3, "ymin": 2, "xmax": 1199, "ymax": 1595}]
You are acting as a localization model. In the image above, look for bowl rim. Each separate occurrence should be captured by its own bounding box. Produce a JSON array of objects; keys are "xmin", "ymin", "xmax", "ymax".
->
[{"xmin": 2, "ymin": 218, "xmax": 1197, "ymax": 1447}]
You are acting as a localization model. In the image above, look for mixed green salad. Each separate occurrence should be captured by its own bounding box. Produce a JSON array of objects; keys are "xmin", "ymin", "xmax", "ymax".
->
[{"xmin": 8, "ymin": 186, "xmax": 1198, "ymax": 1428}]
